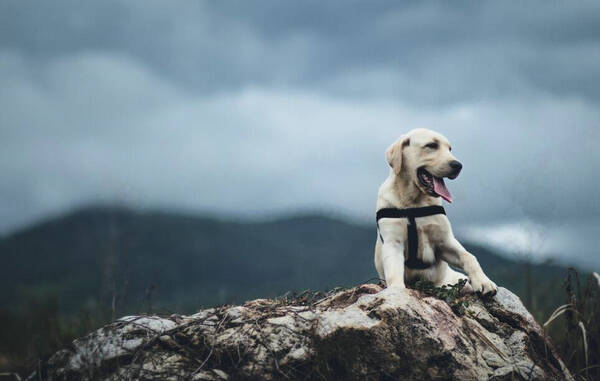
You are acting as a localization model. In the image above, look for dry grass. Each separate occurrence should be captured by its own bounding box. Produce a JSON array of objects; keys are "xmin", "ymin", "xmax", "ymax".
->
[{"xmin": 544, "ymin": 269, "xmax": 600, "ymax": 381}]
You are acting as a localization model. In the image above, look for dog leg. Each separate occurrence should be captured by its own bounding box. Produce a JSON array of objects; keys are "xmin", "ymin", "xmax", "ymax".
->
[
  {"xmin": 380, "ymin": 241, "xmax": 406, "ymax": 289},
  {"xmin": 437, "ymin": 263, "xmax": 466, "ymax": 285},
  {"xmin": 374, "ymin": 238, "xmax": 385, "ymax": 280},
  {"xmin": 436, "ymin": 262, "xmax": 474, "ymax": 294},
  {"xmin": 439, "ymin": 237, "xmax": 497, "ymax": 296}
]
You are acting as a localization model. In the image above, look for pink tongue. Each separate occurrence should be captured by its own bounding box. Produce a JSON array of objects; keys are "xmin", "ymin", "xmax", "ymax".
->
[{"xmin": 432, "ymin": 176, "xmax": 452, "ymax": 203}]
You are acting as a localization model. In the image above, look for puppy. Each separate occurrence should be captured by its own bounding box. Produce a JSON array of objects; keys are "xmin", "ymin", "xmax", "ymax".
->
[{"xmin": 374, "ymin": 128, "xmax": 497, "ymax": 295}]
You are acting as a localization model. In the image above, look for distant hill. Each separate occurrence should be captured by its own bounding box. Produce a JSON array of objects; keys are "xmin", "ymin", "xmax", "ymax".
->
[{"xmin": 0, "ymin": 206, "xmax": 569, "ymax": 317}]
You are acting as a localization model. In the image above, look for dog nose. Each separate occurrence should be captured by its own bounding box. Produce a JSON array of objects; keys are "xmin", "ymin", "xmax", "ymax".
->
[{"xmin": 449, "ymin": 160, "xmax": 462, "ymax": 171}]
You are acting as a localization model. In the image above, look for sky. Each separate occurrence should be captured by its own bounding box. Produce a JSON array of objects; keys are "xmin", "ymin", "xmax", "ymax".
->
[{"xmin": 1, "ymin": 1, "xmax": 599, "ymax": 267}]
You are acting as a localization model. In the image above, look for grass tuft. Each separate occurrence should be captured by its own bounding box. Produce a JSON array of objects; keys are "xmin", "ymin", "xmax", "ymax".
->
[{"xmin": 410, "ymin": 279, "xmax": 470, "ymax": 315}]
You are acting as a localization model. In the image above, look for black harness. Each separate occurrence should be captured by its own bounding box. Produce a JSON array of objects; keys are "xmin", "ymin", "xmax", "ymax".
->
[{"xmin": 376, "ymin": 205, "xmax": 446, "ymax": 270}]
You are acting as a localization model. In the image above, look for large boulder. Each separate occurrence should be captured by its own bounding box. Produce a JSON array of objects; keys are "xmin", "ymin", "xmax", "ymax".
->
[{"xmin": 32, "ymin": 284, "xmax": 572, "ymax": 380}]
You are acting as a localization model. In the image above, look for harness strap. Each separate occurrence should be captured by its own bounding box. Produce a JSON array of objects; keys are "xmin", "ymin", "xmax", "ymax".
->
[{"xmin": 376, "ymin": 206, "xmax": 446, "ymax": 270}]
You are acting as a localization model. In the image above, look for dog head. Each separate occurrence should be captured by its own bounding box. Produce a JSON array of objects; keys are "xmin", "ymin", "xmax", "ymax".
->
[{"xmin": 386, "ymin": 128, "xmax": 461, "ymax": 202}]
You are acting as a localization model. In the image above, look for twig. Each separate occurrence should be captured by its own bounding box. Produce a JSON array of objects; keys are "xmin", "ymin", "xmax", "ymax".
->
[
  {"xmin": 191, "ymin": 347, "xmax": 214, "ymax": 376},
  {"xmin": 464, "ymin": 318, "xmax": 508, "ymax": 361},
  {"xmin": 578, "ymin": 321, "xmax": 588, "ymax": 379},
  {"xmin": 0, "ymin": 373, "xmax": 22, "ymax": 381}
]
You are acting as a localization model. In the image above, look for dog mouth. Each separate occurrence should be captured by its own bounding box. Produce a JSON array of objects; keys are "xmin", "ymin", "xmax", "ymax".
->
[{"xmin": 417, "ymin": 168, "xmax": 453, "ymax": 203}]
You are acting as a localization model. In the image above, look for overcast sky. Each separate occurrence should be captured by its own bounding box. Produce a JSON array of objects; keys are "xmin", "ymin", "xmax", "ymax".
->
[{"xmin": 1, "ymin": 1, "xmax": 599, "ymax": 267}]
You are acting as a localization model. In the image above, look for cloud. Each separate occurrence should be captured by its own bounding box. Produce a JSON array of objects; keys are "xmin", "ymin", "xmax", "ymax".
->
[
  {"xmin": 0, "ymin": 1, "xmax": 599, "ymax": 268},
  {"xmin": 2, "ymin": 1, "xmax": 600, "ymax": 103},
  {"xmin": 460, "ymin": 218, "xmax": 600, "ymax": 268},
  {"xmin": 1, "ymin": 50, "xmax": 599, "ymax": 236}
]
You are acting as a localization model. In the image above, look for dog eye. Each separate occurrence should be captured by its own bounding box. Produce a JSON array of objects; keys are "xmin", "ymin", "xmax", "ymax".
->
[{"xmin": 424, "ymin": 142, "xmax": 438, "ymax": 149}]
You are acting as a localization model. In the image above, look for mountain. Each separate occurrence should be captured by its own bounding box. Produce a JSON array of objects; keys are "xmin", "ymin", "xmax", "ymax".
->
[{"xmin": 0, "ymin": 206, "xmax": 569, "ymax": 317}]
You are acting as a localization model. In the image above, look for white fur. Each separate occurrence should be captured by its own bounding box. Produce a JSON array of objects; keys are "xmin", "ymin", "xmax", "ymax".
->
[{"xmin": 374, "ymin": 128, "xmax": 498, "ymax": 295}]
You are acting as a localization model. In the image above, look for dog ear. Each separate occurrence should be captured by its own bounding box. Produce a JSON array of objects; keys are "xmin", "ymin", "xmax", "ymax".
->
[{"xmin": 385, "ymin": 135, "xmax": 409, "ymax": 175}]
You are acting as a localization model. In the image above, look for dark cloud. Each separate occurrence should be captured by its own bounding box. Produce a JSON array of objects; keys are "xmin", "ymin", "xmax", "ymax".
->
[
  {"xmin": 0, "ymin": 1, "xmax": 599, "ymax": 265},
  {"xmin": 2, "ymin": 1, "xmax": 600, "ymax": 102}
]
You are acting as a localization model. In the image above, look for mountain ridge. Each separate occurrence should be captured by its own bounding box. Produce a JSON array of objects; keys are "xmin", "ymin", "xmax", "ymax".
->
[{"xmin": 0, "ymin": 205, "xmax": 568, "ymax": 318}]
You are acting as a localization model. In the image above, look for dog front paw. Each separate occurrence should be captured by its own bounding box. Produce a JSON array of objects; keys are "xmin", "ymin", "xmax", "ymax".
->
[{"xmin": 469, "ymin": 275, "xmax": 497, "ymax": 296}]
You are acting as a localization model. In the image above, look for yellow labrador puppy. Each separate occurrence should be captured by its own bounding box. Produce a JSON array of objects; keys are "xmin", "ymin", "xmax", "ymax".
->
[{"xmin": 374, "ymin": 128, "xmax": 497, "ymax": 295}]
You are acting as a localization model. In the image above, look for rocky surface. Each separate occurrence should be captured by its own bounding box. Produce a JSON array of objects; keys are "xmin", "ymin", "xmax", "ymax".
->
[{"xmin": 31, "ymin": 284, "xmax": 572, "ymax": 380}]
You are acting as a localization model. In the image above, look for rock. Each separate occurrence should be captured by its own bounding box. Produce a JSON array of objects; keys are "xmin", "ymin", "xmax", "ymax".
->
[{"xmin": 31, "ymin": 285, "xmax": 572, "ymax": 380}]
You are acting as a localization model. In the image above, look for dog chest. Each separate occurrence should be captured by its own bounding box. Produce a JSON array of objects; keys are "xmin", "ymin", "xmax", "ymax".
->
[
  {"xmin": 378, "ymin": 218, "xmax": 442, "ymax": 265},
  {"xmin": 415, "ymin": 223, "xmax": 438, "ymax": 264}
]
